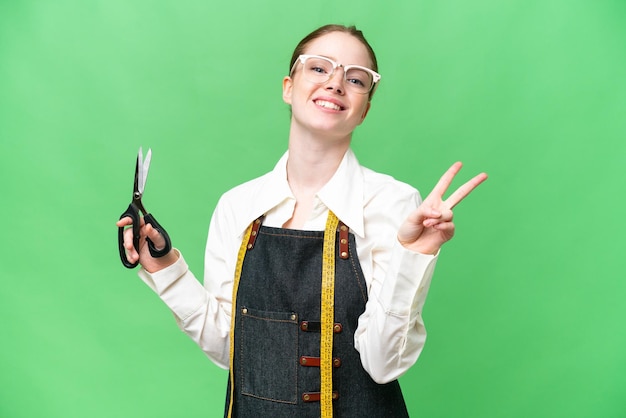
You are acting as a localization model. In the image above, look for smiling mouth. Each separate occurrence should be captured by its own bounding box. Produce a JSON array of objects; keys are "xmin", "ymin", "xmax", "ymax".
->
[{"xmin": 314, "ymin": 100, "xmax": 344, "ymax": 111}]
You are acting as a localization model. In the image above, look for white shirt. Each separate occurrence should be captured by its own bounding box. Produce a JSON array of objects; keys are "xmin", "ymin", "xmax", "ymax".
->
[{"xmin": 138, "ymin": 148, "xmax": 438, "ymax": 384}]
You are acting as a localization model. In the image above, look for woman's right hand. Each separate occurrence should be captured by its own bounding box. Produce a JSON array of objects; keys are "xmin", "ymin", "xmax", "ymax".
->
[{"xmin": 117, "ymin": 216, "xmax": 179, "ymax": 273}]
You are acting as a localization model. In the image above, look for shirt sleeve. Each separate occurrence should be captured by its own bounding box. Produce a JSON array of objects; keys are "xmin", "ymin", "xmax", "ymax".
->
[{"xmin": 354, "ymin": 186, "xmax": 439, "ymax": 384}]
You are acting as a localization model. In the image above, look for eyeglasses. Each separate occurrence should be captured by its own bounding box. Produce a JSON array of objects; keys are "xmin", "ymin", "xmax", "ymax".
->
[{"xmin": 290, "ymin": 54, "xmax": 381, "ymax": 95}]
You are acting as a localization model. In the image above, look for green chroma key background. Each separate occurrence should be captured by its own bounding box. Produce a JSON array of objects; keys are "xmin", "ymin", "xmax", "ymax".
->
[{"xmin": 1, "ymin": 1, "xmax": 625, "ymax": 417}]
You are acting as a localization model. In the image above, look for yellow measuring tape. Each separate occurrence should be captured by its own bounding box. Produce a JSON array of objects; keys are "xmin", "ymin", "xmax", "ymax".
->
[
  {"xmin": 227, "ymin": 213, "xmax": 339, "ymax": 417},
  {"xmin": 227, "ymin": 221, "xmax": 254, "ymax": 418},
  {"xmin": 320, "ymin": 211, "xmax": 339, "ymax": 417}
]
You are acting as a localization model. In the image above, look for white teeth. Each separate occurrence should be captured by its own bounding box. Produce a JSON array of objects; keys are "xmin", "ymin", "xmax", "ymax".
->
[{"xmin": 315, "ymin": 100, "xmax": 342, "ymax": 111}]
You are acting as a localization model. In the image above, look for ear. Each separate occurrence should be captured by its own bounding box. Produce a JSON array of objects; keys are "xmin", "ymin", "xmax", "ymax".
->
[
  {"xmin": 358, "ymin": 101, "xmax": 371, "ymax": 124},
  {"xmin": 282, "ymin": 76, "xmax": 293, "ymax": 105}
]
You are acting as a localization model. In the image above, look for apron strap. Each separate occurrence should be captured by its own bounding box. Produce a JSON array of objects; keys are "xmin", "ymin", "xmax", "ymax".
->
[{"xmin": 227, "ymin": 220, "xmax": 255, "ymax": 418}]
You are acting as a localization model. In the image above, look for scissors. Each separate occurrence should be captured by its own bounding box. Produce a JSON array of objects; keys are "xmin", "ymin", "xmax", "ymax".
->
[{"xmin": 118, "ymin": 147, "xmax": 172, "ymax": 268}]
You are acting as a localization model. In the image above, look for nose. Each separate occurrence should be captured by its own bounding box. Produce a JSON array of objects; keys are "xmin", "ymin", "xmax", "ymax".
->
[{"xmin": 325, "ymin": 67, "xmax": 345, "ymax": 94}]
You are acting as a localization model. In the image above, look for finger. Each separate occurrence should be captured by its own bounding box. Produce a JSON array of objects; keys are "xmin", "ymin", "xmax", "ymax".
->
[
  {"xmin": 445, "ymin": 172, "xmax": 488, "ymax": 209},
  {"xmin": 116, "ymin": 216, "xmax": 133, "ymax": 227},
  {"xmin": 117, "ymin": 214, "xmax": 147, "ymax": 229},
  {"xmin": 432, "ymin": 221, "xmax": 455, "ymax": 239},
  {"xmin": 430, "ymin": 162, "xmax": 463, "ymax": 199},
  {"xmin": 145, "ymin": 223, "xmax": 166, "ymax": 250},
  {"xmin": 422, "ymin": 208, "xmax": 452, "ymax": 227},
  {"xmin": 123, "ymin": 227, "xmax": 136, "ymax": 250},
  {"xmin": 121, "ymin": 227, "xmax": 141, "ymax": 264},
  {"xmin": 408, "ymin": 204, "xmax": 441, "ymax": 224},
  {"xmin": 123, "ymin": 248, "xmax": 138, "ymax": 263}
]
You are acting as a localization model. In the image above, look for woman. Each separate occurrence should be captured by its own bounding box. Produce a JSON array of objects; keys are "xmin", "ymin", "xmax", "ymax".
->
[{"xmin": 118, "ymin": 24, "xmax": 487, "ymax": 417}]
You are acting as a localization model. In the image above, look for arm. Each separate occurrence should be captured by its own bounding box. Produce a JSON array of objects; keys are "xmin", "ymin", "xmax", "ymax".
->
[
  {"xmin": 354, "ymin": 189, "xmax": 438, "ymax": 383},
  {"xmin": 122, "ymin": 196, "xmax": 239, "ymax": 369},
  {"xmin": 355, "ymin": 163, "xmax": 487, "ymax": 383}
]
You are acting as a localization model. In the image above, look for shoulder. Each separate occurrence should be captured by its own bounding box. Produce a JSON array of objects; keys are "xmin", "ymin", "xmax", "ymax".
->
[
  {"xmin": 218, "ymin": 172, "xmax": 272, "ymax": 206},
  {"xmin": 217, "ymin": 151, "xmax": 288, "ymax": 211},
  {"xmin": 360, "ymin": 165, "xmax": 422, "ymax": 208},
  {"xmin": 211, "ymin": 164, "xmax": 291, "ymax": 238},
  {"xmin": 356, "ymin": 164, "xmax": 424, "ymax": 237},
  {"xmin": 213, "ymin": 171, "xmax": 273, "ymax": 229}
]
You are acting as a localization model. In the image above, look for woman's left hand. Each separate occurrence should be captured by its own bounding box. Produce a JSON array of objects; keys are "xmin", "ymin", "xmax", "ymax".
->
[{"xmin": 397, "ymin": 162, "xmax": 488, "ymax": 255}]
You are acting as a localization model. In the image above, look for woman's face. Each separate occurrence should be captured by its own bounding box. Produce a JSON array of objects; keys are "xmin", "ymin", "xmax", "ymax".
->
[{"xmin": 283, "ymin": 31, "xmax": 374, "ymax": 140}]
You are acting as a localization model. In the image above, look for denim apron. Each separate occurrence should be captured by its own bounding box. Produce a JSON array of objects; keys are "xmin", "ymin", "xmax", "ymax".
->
[{"xmin": 225, "ymin": 218, "xmax": 409, "ymax": 417}]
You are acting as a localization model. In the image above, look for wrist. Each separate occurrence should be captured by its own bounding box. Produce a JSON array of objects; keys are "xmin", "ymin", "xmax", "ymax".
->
[{"xmin": 144, "ymin": 249, "xmax": 180, "ymax": 273}]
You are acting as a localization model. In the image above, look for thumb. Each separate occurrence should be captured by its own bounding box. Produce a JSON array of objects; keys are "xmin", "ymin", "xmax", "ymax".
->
[{"xmin": 145, "ymin": 223, "xmax": 167, "ymax": 250}]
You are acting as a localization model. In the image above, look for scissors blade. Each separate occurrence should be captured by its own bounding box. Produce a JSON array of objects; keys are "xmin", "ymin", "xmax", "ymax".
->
[
  {"xmin": 134, "ymin": 147, "xmax": 151, "ymax": 195},
  {"xmin": 140, "ymin": 148, "xmax": 152, "ymax": 194},
  {"xmin": 132, "ymin": 149, "xmax": 141, "ymax": 198}
]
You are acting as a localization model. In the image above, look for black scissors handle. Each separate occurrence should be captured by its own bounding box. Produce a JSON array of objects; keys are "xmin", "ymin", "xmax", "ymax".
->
[
  {"xmin": 144, "ymin": 212, "xmax": 172, "ymax": 258},
  {"xmin": 118, "ymin": 204, "xmax": 172, "ymax": 269},
  {"xmin": 118, "ymin": 204, "xmax": 140, "ymax": 268}
]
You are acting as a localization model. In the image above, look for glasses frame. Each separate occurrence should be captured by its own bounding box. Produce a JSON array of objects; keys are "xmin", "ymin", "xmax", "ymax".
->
[{"xmin": 290, "ymin": 54, "xmax": 381, "ymax": 94}]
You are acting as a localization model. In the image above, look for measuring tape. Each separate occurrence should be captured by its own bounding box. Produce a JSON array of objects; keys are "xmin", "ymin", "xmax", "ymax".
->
[
  {"xmin": 320, "ymin": 211, "xmax": 339, "ymax": 417},
  {"xmin": 227, "ymin": 214, "xmax": 338, "ymax": 417},
  {"xmin": 227, "ymin": 220, "xmax": 254, "ymax": 418}
]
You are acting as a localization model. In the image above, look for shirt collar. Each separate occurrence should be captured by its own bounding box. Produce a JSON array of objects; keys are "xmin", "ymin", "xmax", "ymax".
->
[
  {"xmin": 237, "ymin": 148, "xmax": 365, "ymax": 238},
  {"xmin": 317, "ymin": 148, "xmax": 365, "ymax": 237}
]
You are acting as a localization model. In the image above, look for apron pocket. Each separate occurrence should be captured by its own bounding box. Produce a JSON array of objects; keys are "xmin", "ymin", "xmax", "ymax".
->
[{"xmin": 239, "ymin": 307, "xmax": 299, "ymax": 404}]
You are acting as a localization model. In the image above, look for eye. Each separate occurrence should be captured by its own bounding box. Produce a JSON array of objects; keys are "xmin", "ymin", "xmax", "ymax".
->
[
  {"xmin": 306, "ymin": 58, "xmax": 333, "ymax": 76},
  {"xmin": 347, "ymin": 77, "xmax": 366, "ymax": 87},
  {"xmin": 311, "ymin": 66, "xmax": 328, "ymax": 74},
  {"xmin": 346, "ymin": 69, "xmax": 371, "ymax": 88}
]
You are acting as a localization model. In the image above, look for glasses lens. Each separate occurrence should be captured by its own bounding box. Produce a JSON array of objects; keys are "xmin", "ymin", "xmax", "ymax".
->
[
  {"xmin": 345, "ymin": 68, "xmax": 373, "ymax": 94},
  {"xmin": 303, "ymin": 57, "xmax": 334, "ymax": 83}
]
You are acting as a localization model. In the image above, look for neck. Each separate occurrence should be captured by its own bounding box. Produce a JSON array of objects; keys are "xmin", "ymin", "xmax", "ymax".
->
[{"xmin": 286, "ymin": 127, "xmax": 351, "ymax": 197}]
